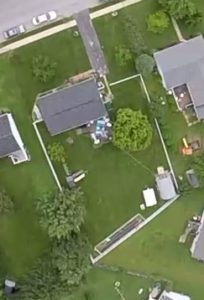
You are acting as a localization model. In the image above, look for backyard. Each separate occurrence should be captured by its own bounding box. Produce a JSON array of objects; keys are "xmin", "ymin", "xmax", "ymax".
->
[{"xmin": 38, "ymin": 77, "xmax": 167, "ymax": 245}]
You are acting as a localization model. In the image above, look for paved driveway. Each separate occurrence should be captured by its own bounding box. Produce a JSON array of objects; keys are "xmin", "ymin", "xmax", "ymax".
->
[{"xmin": 0, "ymin": 0, "xmax": 100, "ymax": 41}]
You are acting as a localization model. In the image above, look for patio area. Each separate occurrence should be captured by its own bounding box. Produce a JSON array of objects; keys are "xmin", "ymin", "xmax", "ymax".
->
[
  {"xmin": 173, "ymin": 84, "xmax": 192, "ymax": 111},
  {"xmin": 173, "ymin": 84, "xmax": 198, "ymax": 125}
]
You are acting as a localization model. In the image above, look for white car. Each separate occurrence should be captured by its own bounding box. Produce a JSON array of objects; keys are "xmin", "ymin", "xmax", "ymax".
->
[{"xmin": 32, "ymin": 11, "xmax": 57, "ymax": 26}]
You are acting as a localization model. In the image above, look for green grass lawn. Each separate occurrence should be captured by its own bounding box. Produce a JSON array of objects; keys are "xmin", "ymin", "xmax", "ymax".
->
[
  {"xmin": 38, "ymin": 77, "xmax": 167, "ymax": 245},
  {"xmin": 0, "ymin": 29, "xmax": 89, "ymax": 277},
  {"xmin": 0, "ymin": 0, "xmax": 192, "ymax": 294},
  {"xmin": 94, "ymin": 0, "xmax": 178, "ymax": 81},
  {"xmin": 62, "ymin": 267, "xmax": 154, "ymax": 300},
  {"xmin": 102, "ymin": 190, "xmax": 204, "ymax": 300}
]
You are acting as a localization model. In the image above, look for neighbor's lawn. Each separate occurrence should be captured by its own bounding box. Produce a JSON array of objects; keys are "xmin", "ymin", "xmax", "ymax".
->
[
  {"xmin": 94, "ymin": 0, "xmax": 178, "ymax": 81},
  {"xmin": 102, "ymin": 190, "xmax": 204, "ymax": 300},
  {"xmin": 62, "ymin": 267, "xmax": 154, "ymax": 300},
  {"xmin": 38, "ymin": 78, "xmax": 167, "ymax": 245},
  {"xmin": 0, "ymin": 29, "xmax": 89, "ymax": 277}
]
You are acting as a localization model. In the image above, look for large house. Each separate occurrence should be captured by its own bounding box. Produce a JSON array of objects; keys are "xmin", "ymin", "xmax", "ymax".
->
[
  {"xmin": 190, "ymin": 210, "xmax": 204, "ymax": 261},
  {"xmin": 34, "ymin": 77, "xmax": 107, "ymax": 136},
  {"xmin": 154, "ymin": 35, "xmax": 204, "ymax": 120},
  {"xmin": 0, "ymin": 113, "xmax": 29, "ymax": 164}
]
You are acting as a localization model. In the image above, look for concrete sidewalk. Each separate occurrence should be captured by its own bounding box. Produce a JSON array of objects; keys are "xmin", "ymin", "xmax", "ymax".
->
[{"xmin": 0, "ymin": 0, "xmax": 143, "ymax": 55}]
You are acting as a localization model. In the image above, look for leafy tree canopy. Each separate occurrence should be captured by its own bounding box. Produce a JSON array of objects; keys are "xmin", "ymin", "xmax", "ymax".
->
[
  {"xmin": 52, "ymin": 234, "xmax": 91, "ymax": 286},
  {"xmin": 135, "ymin": 54, "xmax": 155, "ymax": 78},
  {"xmin": 159, "ymin": 0, "xmax": 198, "ymax": 20},
  {"xmin": 184, "ymin": 9, "xmax": 202, "ymax": 26},
  {"xmin": 147, "ymin": 10, "xmax": 169, "ymax": 34},
  {"xmin": 113, "ymin": 108, "xmax": 153, "ymax": 152},
  {"xmin": 37, "ymin": 188, "xmax": 86, "ymax": 240}
]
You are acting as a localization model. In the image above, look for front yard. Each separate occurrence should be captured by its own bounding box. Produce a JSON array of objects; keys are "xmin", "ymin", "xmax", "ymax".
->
[{"xmin": 94, "ymin": 0, "xmax": 178, "ymax": 81}]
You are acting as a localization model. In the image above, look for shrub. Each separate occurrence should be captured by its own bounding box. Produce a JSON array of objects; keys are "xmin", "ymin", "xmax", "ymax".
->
[
  {"xmin": 113, "ymin": 108, "xmax": 153, "ymax": 152},
  {"xmin": 32, "ymin": 55, "xmax": 57, "ymax": 83},
  {"xmin": 147, "ymin": 10, "xmax": 169, "ymax": 34}
]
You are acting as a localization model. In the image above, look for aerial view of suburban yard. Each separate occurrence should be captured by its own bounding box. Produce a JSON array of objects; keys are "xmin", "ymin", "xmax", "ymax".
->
[{"xmin": 0, "ymin": 0, "xmax": 204, "ymax": 299}]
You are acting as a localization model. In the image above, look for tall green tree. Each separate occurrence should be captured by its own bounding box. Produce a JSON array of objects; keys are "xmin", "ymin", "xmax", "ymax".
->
[
  {"xmin": 113, "ymin": 108, "xmax": 153, "ymax": 152},
  {"xmin": 184, "ymin": 9, "xmax": 202, "ymax": 26},
  {"xmin": 147, "ymin": 10, "xmax": 169, "ymax": 34},
  {"xmin": 37, "ymin": 188, "xmax": 86, "ymax": 240},
  {"xmin": 159, "ymin": 0, "xmax": 197, "ymax": 20},
  {"xmin": 52, "ymin": 234, "xmax": 91, "ymax": 286},
  {"xmin": 19, "ymin": 257, "xmax": 60, "ymax": 300},
  {"xmin": 135, "ymin": 54, "xmax": 155, "ymax": 78}
]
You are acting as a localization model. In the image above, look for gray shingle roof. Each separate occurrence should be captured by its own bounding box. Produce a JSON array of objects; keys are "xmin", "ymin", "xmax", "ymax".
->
[
  {"xmin": 0, "ymin": 114, "xmax": 20, "ymax": 158},
  {"xmin": 154, "ymin": 35, "xmax": 204, "ymax": 119},
  {"xmin": 155, "ymin": 171, "xmax": 176, "ymax": 200},
  {"xmin": 37, "ymin": 78, "xmax": 107, "ymax": 136},
  {"xmin": 191, "ymin": 211, "xmax": 204, "ymax": 261}
]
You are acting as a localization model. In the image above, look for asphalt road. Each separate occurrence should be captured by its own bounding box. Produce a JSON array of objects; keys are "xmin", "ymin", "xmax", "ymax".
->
[{"xmin": 0, "ymin": 0, "xmax": 100, "ymax": 40}]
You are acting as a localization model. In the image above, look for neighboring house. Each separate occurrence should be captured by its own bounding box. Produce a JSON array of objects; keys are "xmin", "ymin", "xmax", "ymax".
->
[
  {"xmin": 35, "ymin": 78, "xmax": 107, "ymax": 136},
  {"xmin": 154, "ymin": 35, "xmax": 204, "ymax": 120},
  {"xmin": 0, "ymin": 113, "xmax": 29, "ymax": 164},
  {"xmin": 155, "ymin": 167, "xmax": 177, "ymax": 200},
  {"xmin": 158, "ymin": 290, "xmax": 191, "ymax": 300},
  {"xmin": 191, "ymin": 210, "xmax": 204, "ymax": 261}
]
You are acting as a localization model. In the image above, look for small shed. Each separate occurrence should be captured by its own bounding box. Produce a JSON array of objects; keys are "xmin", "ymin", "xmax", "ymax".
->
[
  {"xmin": 155, "ymin": 168, "xmax": 176, "ymax": 200},
  {"xmin": 142, "ymin": 188, "xmax": 157, "ymax": 207},
  {"xmin": 186, "ymin": 169, "xmax": 200, "ymax": 188}
]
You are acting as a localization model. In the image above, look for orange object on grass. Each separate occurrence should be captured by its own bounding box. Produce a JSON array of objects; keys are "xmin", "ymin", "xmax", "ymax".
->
[{"xmin": 182, "ymin": 147, "xmax": 193, "ymax": 155}]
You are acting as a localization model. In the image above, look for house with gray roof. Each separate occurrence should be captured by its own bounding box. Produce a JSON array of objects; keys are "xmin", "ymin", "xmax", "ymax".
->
[
  {"xmin": 154, "ymin": 35, "xmax": 204, "ymax": 120},
  {"xmin": 35, "ymin": 78, "xmax": 107, "ymax": 136},
  {"xmin": 0, "ymin": 113, "xmax": 29, "ymax": 164},
  {"xmin": 155, "ymin": 167, "xmax": 177, "ymax": 201},
  {"xmin": 158, "ymin": 290, "xmax": 191, "ymax": 300},
  {"xmin": 190, "ymin": 210, "xmax": 204, "ymax": 261}
]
